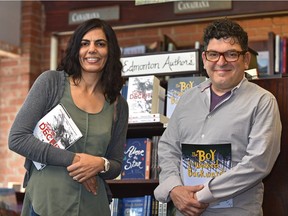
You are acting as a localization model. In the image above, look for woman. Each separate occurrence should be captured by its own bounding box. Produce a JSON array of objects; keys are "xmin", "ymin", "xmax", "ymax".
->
[{"xmin": 9, "ymin": 18, "xmax": 128, "ymax": 216}]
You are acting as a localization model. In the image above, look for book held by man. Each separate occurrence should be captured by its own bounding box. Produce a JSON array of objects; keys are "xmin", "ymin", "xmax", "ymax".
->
[
  {"xmin": 33, "ymin": 104, "xmax": 83, "ymax": 170},
  {"xmin": 181, "ymin": 143, "xmax": 233, "ymax": 208}
]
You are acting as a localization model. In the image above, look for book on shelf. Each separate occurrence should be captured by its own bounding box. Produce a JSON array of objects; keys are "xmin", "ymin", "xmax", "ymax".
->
[
  {"xmin": 110, "ymin": 198, "xmax": 122, "ymax": 216},
  {"xmin": 127, "ymin": 75, "xmax": 161, "ymax": 116},
  {"xmin": 150, "ymin": 136, "xmax": 161, "ymax": 180},
  {"xmin": 267, "ymin": 31, "xmax": 275, "ymax": 76},
  {"xmin": 121, "ymin": 44, "xmax": 146, "ymax": 57},
  {"xmin": 166, "ymin": 76, "xmax": 207, "ymax": 118},
  {"xmin": 157, "ymin": 85, "xmax": 166, "ymax": 115},
  {"xmin": 33, "ymin": 104, "xmax": 83, "ymax": 170},
  {"xmin": 128, "ymin": 113, "xmax": 169, "ymax": 124},
  {"xmin": 181, "ymin": 143, "xmax": 232, "ymax": 208},
  {"xmin": 121, "ymin": 195, "xmax": 152, "ymax": 216},
  {"xmin": 256, "ymin": 51, "xmax": 270, "ymax": 76},
  {"xmin": 281, "ymin": 36, "xmax": 287, "ymax": 74},
  {"xmin": 275, "ymin": 34, "xmax": 281, "ymax": 73},
  {"xmin": 121, "ymin": 83, "xmax": 128, "ymax": 100},
  {"xmin": 121, "ymin": 138, "xmax": 152, "ymax": 180}
]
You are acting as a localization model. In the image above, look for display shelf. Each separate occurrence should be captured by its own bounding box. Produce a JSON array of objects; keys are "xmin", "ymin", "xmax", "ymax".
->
[
  {"xmin": 107, "ymin": 179, "xmax": 159, "ymax": 198},
  {"xmin": 127, "ymin": 122, "xmax": 166, "ymax": 138}
]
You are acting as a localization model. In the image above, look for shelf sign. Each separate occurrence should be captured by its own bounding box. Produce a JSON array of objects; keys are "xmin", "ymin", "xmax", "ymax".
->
[
  {"xmin": 69, "ymin": 5, "xmax": 120, "ymax": 25},
  {"xmin": 121, "ymin": 50, "xmax": 199, "ymax": 77},
  {"xmin": 174, "ymin": 0, "xmax": 232, "ymax": 14}
]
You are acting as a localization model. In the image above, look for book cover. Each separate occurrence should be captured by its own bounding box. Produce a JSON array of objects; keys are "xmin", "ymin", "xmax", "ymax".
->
[
  {"xmin": 181, "ymin": 143, "xmax": 232, "ymax": 208},
  {"xmin": 121, "ymin": 196, "xmax": 146, "ymax": 216},
  {"xmin": 157, "ymin": 86, "xmax": 166, "ymax": 115},
  {"xmin": 33, "ymin": 104, "xmax": 83, "ymax": 170},
  {"xmin": 127, "ymin": 75, "xmax": 160, "ymax": 115},
  {"xmin": 257, "ymin": 51, "xmax": 270, "ymax": 76},
  {"xmin": 166, "ymin": 76, "xmax": 206, "ymax": 118},
  {"xmin": 121, "ymin": 138, "xmax": 152, "ymax": 179}
]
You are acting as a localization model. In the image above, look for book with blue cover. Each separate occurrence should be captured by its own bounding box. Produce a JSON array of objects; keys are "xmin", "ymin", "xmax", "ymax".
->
[
  {"xmin": 121, "ymin": 138, "xmax": 152, "ymax": 179},
  {"xmin": 166, "ymin": 76, "xmax": 206, "ymax": 118},
  {"xmin": 121, "ymin": 196, "xmax": 151, "ymax": 216},
  {"xmin": 181, "ymin": 143, "xmax": 233, "ymax": 208}
]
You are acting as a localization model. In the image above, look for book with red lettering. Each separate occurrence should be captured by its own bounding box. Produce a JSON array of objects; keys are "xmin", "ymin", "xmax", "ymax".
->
[
  {"xmin": 126, "ymin": 75, "xmax": 160, "ymax": 115},
  {"xmin": 121, "ymin": 138, "xmax": 152, "ymax": 179},
  {"xmin": 33, "ymin": 104, "xmax": 83, "ymax": 170},
  {"xmin": 181, "ymin": 143, "xmax": 233, "ymax": 208}
]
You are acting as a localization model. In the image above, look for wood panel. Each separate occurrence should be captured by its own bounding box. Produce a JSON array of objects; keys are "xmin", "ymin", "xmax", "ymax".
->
[
  {"xmin": 251, "ymin": 78, "xmax": 288, "ymax": 216},
  {"xmin": 41, "ymin": 1, "xmax": 288, "ymax": 32}
]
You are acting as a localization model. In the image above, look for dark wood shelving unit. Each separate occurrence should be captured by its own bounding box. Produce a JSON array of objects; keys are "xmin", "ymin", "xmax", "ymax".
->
[
  {"xmin": 127, "ymin": 123, "xmax": 166, "ymax": 138},
  {"xmin": 107, "ymin": 179, "xmax": 159, "ymax": 198}
]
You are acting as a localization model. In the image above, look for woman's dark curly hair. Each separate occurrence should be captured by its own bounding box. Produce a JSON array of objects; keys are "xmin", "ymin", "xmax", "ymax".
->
[
  {"xmin": 57, "ymin": 18, "xmax": 123, "ymax": 104},
  {"xmin": 203, "ymin": 18, "xmax": 248, "ymax": 52}
]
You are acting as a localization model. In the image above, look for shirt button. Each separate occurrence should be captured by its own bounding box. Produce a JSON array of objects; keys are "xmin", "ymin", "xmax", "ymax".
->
[{"xmin": 201, "ymin": 134, "xmax": 205, "ymax": 138}]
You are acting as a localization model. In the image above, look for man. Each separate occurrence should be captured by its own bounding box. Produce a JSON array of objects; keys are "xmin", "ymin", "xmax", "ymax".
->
[{"xmin": 154, "ymin": 18, "xmax": 281, "ymax": 216}]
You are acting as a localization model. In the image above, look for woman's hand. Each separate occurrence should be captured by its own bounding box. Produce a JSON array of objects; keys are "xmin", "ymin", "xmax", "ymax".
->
[
  {"xmin": 82, "ymin": 176, "xmax": 98, "ymax": 195},
  {"xmin": 67, "ymin": 153, "xmax": 105, "ymax": 182}
]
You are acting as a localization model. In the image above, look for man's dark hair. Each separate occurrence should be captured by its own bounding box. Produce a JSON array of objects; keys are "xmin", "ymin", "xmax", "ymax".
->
[
  {"xmin": 57, "ymin": 18, "xmax": 123, "ymax": 104},
  {"xmin": 203, "ymin": 18, "xmax": 248, "ymax": 52}
]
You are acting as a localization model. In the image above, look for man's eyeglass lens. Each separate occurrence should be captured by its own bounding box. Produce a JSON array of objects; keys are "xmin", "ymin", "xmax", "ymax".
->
[{"xmin": 205, "ymin": 51, "xmax": 246, "ymax": 62}]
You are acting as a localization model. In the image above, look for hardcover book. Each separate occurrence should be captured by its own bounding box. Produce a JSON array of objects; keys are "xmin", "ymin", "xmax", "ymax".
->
[
  {"xmin": 33, "ymin": 104, "xmax": 83, "ymax": 170},
  {"xmin": 127, "ymin": 75, "xmax": 160, "ymax": 115},
  {"xmin": 181, "ymin": 143, "xmax": 233, "ymax": 208},
  {"xmin": 121, "ymin": 138, "xmax": 152, "ymax": 180},
  {"xmin": 166, "ymin": 76, "xmax": 206, "ymax": 118}
]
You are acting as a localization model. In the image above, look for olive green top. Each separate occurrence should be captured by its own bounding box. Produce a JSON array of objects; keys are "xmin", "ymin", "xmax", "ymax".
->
[{"xmin": 23, "ymin": 78, "xmax": 114, "ymax": 216}]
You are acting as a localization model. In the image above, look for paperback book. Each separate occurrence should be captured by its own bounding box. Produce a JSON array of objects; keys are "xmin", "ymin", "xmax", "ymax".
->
[
  {"xmin": 127, "ymin": 75, "xmax": 161, "ymax": 115},
  {"xmin": 166, "ymin": 76, "xmax": 206, "ymax": 118},
  {"xmin": 121, "ymin": 138, "xmax": 152, "ymax": 179},
  {"xmin": 181, "ymin": 143, "xmax": 233, "ymax": 208},
  {"xmin": 33, "ymin": 104, "xmax": 83, "ymax": 170},
  {"xmin": 121, "ymin": 196, "xmax": 150, "ymax": 216}
]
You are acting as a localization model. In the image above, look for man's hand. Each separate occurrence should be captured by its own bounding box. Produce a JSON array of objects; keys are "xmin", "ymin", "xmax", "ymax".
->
[
  {"xmin": 170, "ymin": 185, "xmax": 209, "ymax": 216},
  {"xmin": 67, "ymin": 153, "xmax": 104, "ymax": 182}
]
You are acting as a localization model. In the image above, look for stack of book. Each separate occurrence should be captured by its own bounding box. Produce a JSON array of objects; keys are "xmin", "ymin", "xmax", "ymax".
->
[{"xmin": 126, "ymin": 75, "xmax": 168, "ymax": 124}]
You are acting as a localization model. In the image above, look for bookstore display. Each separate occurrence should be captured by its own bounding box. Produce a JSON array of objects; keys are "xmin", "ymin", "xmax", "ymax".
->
[{"xmin": 105, "ymin": 48, "xmax": 206, "ymax": 215}]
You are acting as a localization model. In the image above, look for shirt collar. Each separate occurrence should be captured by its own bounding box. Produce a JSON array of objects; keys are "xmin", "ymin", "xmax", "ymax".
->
[{"xmin": 199, "ymin": 76, "xmax": 247, "ymax": 93}]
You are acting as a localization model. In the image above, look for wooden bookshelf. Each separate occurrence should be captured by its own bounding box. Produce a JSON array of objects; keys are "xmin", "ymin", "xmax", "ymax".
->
[{"xmin": 106, "ymin": 179, "xmax": 159, "ymax": 198}]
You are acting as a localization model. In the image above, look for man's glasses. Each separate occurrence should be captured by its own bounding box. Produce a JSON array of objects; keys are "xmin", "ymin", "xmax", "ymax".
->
[{"xmin": 204, "ymin": 50, "xmax": 247, "ymax": 62}]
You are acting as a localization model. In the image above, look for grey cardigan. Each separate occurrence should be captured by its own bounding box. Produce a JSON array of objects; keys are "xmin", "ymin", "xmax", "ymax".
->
[{"xmin": 8, "ymin": 70, "xmax": 129, "ymax": 188}]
